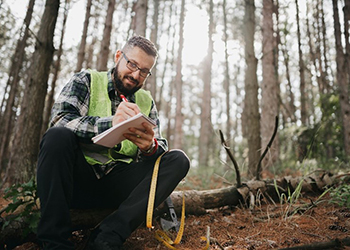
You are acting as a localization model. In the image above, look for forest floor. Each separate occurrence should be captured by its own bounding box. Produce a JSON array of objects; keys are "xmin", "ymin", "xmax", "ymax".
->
[{"xmin": 1, "ymin": 175, "xmax": 350, "ymax": 250}]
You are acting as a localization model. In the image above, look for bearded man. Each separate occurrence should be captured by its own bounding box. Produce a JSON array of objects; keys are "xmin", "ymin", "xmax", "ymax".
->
[{"xmin": 37, "ymin": 35, "xmax": 190, "ymax": 250}]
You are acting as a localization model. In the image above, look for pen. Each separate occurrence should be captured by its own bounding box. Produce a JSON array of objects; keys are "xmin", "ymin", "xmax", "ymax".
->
[{"xmin": 120, "ymin": 94, "xmax": 128, "ymax": 102}]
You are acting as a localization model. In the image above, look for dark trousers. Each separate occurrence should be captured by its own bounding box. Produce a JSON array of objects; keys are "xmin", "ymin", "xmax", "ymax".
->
[{"xmin": 36, "ymin": 127, "xmax": 190, "ymax": 249}]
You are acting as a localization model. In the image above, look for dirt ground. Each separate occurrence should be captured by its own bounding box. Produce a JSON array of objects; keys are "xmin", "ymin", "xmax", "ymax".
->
[
  {"xmin": 125, "ymin": 197, "xmax": 350, "ymax": 250},
  {"xmin": 1, "ymin": 177, "xmax": 350, "ymax": 250}
]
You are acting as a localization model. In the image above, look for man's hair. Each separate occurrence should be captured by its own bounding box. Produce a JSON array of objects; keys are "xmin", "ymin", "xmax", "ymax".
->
[{"xmin": 123, "ymin": 35, "xmax": 158, "ymax": 58}]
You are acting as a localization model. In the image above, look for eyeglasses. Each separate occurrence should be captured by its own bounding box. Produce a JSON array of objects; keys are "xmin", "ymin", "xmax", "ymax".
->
[{"xmin": 121, "ymin": 51, "xmax": 152, "ymax": 78}]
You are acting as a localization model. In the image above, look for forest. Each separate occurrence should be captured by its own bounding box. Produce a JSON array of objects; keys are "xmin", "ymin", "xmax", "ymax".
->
[{"xmin": 0, "ymin": 0, "xmax": 350, "ymax": 249}]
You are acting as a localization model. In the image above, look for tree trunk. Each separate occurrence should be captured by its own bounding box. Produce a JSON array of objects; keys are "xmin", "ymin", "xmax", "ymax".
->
[
  {"xmin": 198, "ymin": 0, "xmax": 214, "ymax": 168},
  {"xmin": 261, "ymin": 0, "xmax": 279, "ymax": 169},
  {"xmin": 222, "ymin": 0, "xmax": 231, "ymax": 166},
  {"xmin": 280, "ymin": 23, "xmax": 296, "ymax": 123},
  {"xmin": 131, "ymin": 0, "xmax": 148, "ymax": 37},
  {"xmin": 96, "ymin": 0, "xmax": 115, "ymax": 71},
  {"xmin": 164, "ymin": 6, "xmax": 177, "ymax": 148},
  {"xmin": 158, "ymin": 1, "xmax": 176, "ymax": 113},
  {"xmin": 333, "ymin": 0, "xmax": 350, "ymax": 160},
  {"xmin": 344, "ymin": 0, "xmax": 350, "ymax": 76},
  {"xmin": 243, "ymin": 0, "xmax": 261, "ymax": 178},
  {"xmin": 3, "ymin": 0, "xmax": 60, "ymax": 185},
  {"xmin": 173, "ymin": 0, "xmax": 185, "ymax": 150},
  {"xmin": 86, "ymin": 4, "xmax": 101, "ymax": 70},
  {"xmin": 0, "ymin": 0, "xmax": 35, "ymax": 175},
  {"xmin": 320, "ymin": 0, "xmax": 331, "ymax": 94},
  {"xmin": 75, "ymin": 0, "xmax": 92, "ymax": 73},
  {"xmin": 295, "ymin": 0, "xmax": 307, "ymax": 126},
  {"xmin": 41, "ymin": 0, "xmax": 70, "ymax": 136},
  {"xmin": 146, "ymin": 0, "xmax": 159, "ymax": 98}
]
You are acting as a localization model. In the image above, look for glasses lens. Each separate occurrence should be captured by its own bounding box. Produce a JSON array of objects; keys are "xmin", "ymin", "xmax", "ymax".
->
[
  {"xmin": 139, "ymin": 69, "xmax": 150, "ymax": 77},
  {"xmin": 127, "ymin": 61, "xmax": 138, "ymax": 70},
  {"xmin": 123, "ymin": 52, "xmax": 151, "ymax": 77}
]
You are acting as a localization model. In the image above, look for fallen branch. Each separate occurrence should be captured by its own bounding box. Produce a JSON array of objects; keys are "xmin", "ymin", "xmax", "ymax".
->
[
  {"xmin": 256, "ymin": 116, "xmax": 279, "ymax": 180},
  {"xmin": 219, "ymin": 130, "xmax": 241, "ymax": 187}
]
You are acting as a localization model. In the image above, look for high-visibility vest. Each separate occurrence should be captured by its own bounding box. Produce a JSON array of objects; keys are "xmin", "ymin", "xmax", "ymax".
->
[{"xmin": 84, "ymin": 70, "xmax": 153, "ymax": 166}]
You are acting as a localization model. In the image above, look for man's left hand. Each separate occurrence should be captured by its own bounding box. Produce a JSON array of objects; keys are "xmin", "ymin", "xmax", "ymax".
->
[{"xmin": 124, "ymin": 122, "xmax": 155, "ymax": 152}]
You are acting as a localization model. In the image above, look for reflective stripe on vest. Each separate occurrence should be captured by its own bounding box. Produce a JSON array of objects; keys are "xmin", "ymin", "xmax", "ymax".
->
[{"xmin": 84, "ymin": 70, "xmax": 153, "ymax": 166}]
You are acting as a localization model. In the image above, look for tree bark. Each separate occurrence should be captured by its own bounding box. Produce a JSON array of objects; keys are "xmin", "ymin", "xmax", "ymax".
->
[
  {"xmin": 261, "ymin": 0, "xmax": 279, "ymax": 169},
  {"xmin": 3, "ymin": 0, "xmax": 60, "ymax": 185},
  {"xmin": 295, "ymin": 0, "xmax": 307, "ymax": 126},
  {"xmin": 164, "ymin": 5, "xmax": 177, "ymax": 148},
  {"xmin": 222, "ymin": 0, "xmax": 232, "ymax": 166},
  {"xmin": 41, "ymin": 0, "xmax": 70, "ymax": 136},
  {"xmin": 243, "ymin": 0, "xmax": 261, "ymax": 178},
  {"xmin": 96, "ymin": 0, "xmax": 115, "ymax": 71},
  {"xmin": 173, "ymin": 0, "xmax": 185, "ymax": 149},
  {"xmin": 333, "ymin": 0, "xmax": 350, "ymax": 160},
  {"xmin": 280, "ymin": 24, "xmax": 296, "ymax": 123},
  {"xmin": 75, "ymin": 0, "xmax": 92, "ymax": 73},
  {"xmin": 86, "ymin": 4, "xmax": 102, "ymax": 70},
  {"xmin": 0, "ymin": 0, "xmax": 35, "ymax": 175},
  {"xmin": 198, "ymin": 0, "xmax": 214, "ymax": 168},
  {"xmin": 146, "ymin": 0, "xmax": 159, "ymax": 98},
  {"xmin": 131, "ymin": 0, "xmax": 148, "ymax": 37}
]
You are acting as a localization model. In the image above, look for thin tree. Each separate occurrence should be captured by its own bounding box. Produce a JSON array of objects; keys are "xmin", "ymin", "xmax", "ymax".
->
[
  {"xmin": 173, "ymin": 0, "xmax": 185, "ymax": 149},
  {"xmin": 4, "ymin": 0, "xmax": 60, "ymax": 185},
  {"xmin": 41, "ymin": 0, "xmax": 70, "ymax": 136},
  {"xmin": 243, "ymin": 0, "xmax": 261, "ymax": 178},
  {"xmin": 75, "ymin": 0, "xmax": 92, "ymax": 73},
  {"xmin": 343, "ymin": 0, "xmax": 350, "ymax": 75},
  {"xmin": 163, "ymin": 3, "xmax": 177, "ymax": 147},
  {"xmin": 332, "ymin": 0, "xmax": 350, "ymax": 160},
  {"xmin": 295, "ymin": 0, "xmax": 307, "ymax": 125},
  {"xmin": 0, "ymin": 0, "xmax": 35, "ymax": 174},
  {"xmin": 261, "ymin": 0, "xmax": 279, "ymax": 168},
  {"xmin": 86, "ymin": 2, "xmax": 102, "ymax": 70},
  {"xmin": 198, "ymin": 0, "xmax": 214, "ymax": 168},
  {"xmin": 222, "ymin": 0, "xmax": 231, "ymax": 150},
  {"xmin": 147, "ymin": 0, "xmax": 159, "ymax": 98},
  {"xmin": 320, "ymin": 1, "xmax": 332, "ymax": 93},
  {"xmin": 158, "ymin": 1, "xmax": 176, "ymax": 111},
  {"xmin": 279, "ymin": 21, "xmax": 296, "ymax": 123},
  {"xmin": 131, "ymin": 0, "xmax": 148, "ymax": 37},
  {"xmin": 96, "ymin": 0, "xmax": 116, "ymax": 71}
]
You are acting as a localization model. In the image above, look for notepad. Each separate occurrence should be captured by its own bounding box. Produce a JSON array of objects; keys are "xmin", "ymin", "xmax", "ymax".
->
[{"xmin": 92, "ymin": 113, "xmax": 156, "ymax": 148}]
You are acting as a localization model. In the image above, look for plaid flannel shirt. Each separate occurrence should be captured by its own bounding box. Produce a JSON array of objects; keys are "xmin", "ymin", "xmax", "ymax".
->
[{"xmin": 49, "ymin": 69, "xmax": 168, "ymax": 177}]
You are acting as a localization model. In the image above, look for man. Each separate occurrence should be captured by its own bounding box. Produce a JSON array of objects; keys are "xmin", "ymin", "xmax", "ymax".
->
[{"xmin": 37, "ymin": 35, "xmax": 190, "ymax": 250}]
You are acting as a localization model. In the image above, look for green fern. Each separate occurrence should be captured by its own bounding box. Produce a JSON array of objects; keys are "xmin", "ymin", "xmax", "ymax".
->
[{"xmin": 1, "ymin": 177, "xmax": 40, "ymax": 236}]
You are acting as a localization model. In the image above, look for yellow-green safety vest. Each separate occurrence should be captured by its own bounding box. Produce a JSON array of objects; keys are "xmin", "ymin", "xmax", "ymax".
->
[{"xmin": 84, "ymin": 70, "xmax": 153, "ymax": 166}]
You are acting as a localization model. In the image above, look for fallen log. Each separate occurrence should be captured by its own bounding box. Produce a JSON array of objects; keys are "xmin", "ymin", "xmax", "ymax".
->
[{"xmin": 0, "ymin": 171, "xmax": 335, "ymax": 247}]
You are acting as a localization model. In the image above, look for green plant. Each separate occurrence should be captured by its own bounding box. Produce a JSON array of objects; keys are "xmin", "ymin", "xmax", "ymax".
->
[
  {"xmin": 1, "ymin": 177, "xmax": 40, "ymax": 236},
  {"xmin": 329, "ymin": 184, "xmax": 350, "ymax": 208},
  {"xmin": 273, "ymin": 179, "xmax": 304, "ymax": 220}
]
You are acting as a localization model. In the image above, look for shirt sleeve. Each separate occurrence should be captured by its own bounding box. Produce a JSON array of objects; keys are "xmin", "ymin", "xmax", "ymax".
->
[
  {"xmin": 49, "ymin": 71, "xmax": 112, "ymax": 141},
  {"xmin": 147, "ymin": 101, "xmax": 168, "ymax": 152}
]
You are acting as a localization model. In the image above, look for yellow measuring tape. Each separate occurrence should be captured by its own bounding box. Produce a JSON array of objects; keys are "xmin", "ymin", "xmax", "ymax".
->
[
  {"xmin": 146, "ymin": 152, "xmax": 209, "ymax": 250},
  {"xmin": 146, "ymin": 152, "xmax": 167, "ymax": 229},
  {"xmin": 146, "ymin": 152, "xmax": 185, "ymax": 249}
]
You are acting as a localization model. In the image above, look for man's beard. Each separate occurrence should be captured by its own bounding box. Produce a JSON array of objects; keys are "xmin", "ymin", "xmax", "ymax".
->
[{"xmin": 113, "ymin": 63, "xmax": 141, "ymax": 96}]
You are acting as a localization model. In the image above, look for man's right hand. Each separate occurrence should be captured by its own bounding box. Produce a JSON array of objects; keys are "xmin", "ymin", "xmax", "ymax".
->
[{"xmin": 112, "ymin": 101, "xmax": 140, "ymax": 126}]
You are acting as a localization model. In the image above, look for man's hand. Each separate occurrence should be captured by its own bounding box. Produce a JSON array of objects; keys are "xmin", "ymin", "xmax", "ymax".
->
[
  {"xmin": 113, "ymin": 102, "xmax": 140, "ymax": 126},
  {"xmin": 124, "ymin": 122, "xmax": 155, "ymax": 152}
]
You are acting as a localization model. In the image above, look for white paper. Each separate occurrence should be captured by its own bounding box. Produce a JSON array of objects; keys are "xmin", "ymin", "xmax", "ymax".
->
[{"xmin": 92, "ymin": 113, "xmax": 156, "ymax": 148}]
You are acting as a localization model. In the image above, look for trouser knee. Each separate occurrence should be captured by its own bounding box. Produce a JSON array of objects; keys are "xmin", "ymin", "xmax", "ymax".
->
[
  {"xmin": 40, "ymin": 127, "xmax": 77, "ymax": 153},
  {"xmin": 166, "ymin": 149, "xmax": 190, "ymax": 179}
]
